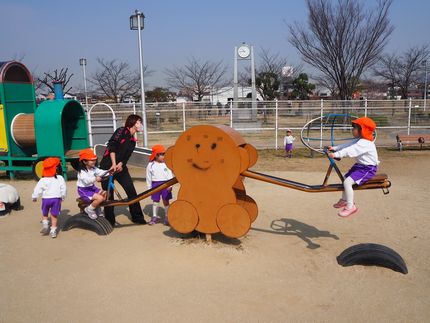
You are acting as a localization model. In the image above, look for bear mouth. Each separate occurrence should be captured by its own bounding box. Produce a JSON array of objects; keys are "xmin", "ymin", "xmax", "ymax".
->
[{"xmin": 192, "ymin": 162, "xmax": 211, "ymax": 170}]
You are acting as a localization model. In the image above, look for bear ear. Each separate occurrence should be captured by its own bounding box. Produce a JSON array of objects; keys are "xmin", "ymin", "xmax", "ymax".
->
[
  {"xmin": 165, "ymin": 146, "xmax": 175, "ymax": 171},
  {"xmin": 243, "ymin": 144, "xmax": 258, "ymax": 168},
  {"xmin": 238, "ymin": 147, "xmax": 250, "ymax": 173}
]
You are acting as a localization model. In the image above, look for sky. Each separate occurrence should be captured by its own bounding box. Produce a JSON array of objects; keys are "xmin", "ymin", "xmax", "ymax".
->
[{"xmin": 1, "ymin": 0, "xmax": 429, "ymax": 92}]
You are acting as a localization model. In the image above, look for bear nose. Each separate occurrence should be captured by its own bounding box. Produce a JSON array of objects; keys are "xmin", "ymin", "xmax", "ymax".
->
[{"xmin": 195, "ymin": 144, "xmax": 200, "ymax": 149}]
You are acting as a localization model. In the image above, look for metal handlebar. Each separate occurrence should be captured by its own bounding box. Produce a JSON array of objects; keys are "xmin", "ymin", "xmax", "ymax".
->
[{"xmin": 323, "ymin": 147, "xmax": 344, "ymax": 184}]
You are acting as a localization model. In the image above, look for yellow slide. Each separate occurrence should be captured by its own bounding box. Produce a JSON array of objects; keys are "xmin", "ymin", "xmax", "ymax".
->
[{"xmin": 0, "ymin": 105, "xmax": 8, "ymax": 153}]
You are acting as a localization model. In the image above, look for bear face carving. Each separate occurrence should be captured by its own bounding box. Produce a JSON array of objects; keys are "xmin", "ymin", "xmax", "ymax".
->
[{"xmin": 165, "ymin": 125, "xmax": 251, "ymax": 188}]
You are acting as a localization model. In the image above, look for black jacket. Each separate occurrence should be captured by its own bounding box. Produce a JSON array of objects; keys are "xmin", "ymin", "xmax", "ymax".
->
[{"xmin": 100, "ymin": 127, "xmax": 137, "ymax": 169}]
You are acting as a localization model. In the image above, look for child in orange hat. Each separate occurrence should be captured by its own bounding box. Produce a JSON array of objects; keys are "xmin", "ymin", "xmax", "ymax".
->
[
  {"xmin": 328, "ymin": 117, "xmax": 379, "ymax": 217},
  {"xmin": 75, "ymin": 148, "xmax": 109, "ymax": 219},
  {"xmin": 146, "ymin": 145, "xmax": 174, "ymax": 225},
  {"xmin": 32, "ymin": 157, "xmax": 66, "ymax": 238}
]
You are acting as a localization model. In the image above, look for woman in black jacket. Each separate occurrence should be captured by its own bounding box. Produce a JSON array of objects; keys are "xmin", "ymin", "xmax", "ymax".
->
[{"xmin": 99, "ymin": 114, "xmax": 147, "ymax": 226}]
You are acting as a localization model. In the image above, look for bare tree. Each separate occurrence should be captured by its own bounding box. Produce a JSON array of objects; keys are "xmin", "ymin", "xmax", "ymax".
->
[
  {"xmin": 314, "ymin": 75, "xmax": 338, "ymax": 97},
  {"xmin": 90, "ymin": 58, "xmax": 148, "ymax": 103},
  {"xmin": 38, "ymin": 68, "xmax": 74, "ymax": 95},
  {"xmin": 239, "ymin": 48, "xmax": 301, "ymax": 100},
  {"xmin": 256, "ymin": 48, "xmax": 288, "ymax": 100},
  {"xmin": 374, "ymin": 45, "xmax": 429, "ymax": 99},
  {"xmin": 33, "ymin": 74, "xmax": 46, "ymax": 95},
  {"xmin": 11, "ymin": 52, "xmax": 26, "ymax": 62},
  {"xmin": 165, "ymin": 57, "xmax": 228, "ymax": 101},
  {"xmin": 257, "ymin": 48, "xmax": 303, "ymax": 100},
  {"xmin": 289, "ymin": 0, "xmax": 393, "ymax": 100},
  {"xmin": 258, "ymin": 48, "xmax": 289, "ymax": 77}
]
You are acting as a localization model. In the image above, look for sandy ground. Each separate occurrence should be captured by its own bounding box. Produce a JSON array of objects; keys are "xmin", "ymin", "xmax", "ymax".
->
[{"xmin": 1, "ymin": 150, "xmax": 430, "ymax": 322}]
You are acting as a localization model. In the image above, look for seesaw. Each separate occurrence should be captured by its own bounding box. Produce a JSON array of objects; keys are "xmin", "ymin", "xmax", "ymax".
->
[
  {"xmin": 78, "ymin": 118, "xmax": 389, "ymax": 239},
  {"xmin": 64, "ymin": 118, "xmax": 407, "ymax": 274}
]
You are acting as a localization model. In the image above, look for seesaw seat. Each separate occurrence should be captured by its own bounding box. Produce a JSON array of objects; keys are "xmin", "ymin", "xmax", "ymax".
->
[{"xmin": 364, "ymin": 173, "xmax": 388, "ymax": 184}]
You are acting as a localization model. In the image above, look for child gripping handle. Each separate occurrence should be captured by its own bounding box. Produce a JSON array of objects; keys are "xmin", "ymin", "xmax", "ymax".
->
[
  {"xmin": 75, "ymin": 148, "xmax": 110, "ymax": 219},
  {"xmin": 328, "ymin": 117, "xmax": 379, "ymax": 218}
]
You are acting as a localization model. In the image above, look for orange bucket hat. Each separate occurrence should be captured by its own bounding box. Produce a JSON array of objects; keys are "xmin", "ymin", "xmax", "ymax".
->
[
  {"xmin": 79, "ymin": 148, "xmax": 97, "ymax": 161},
  {"xmin": 150, "ymin": 145, "xmax": 166, "ymax": 161},
  {"xmin": 42, "ymin": 157, "xmax": 61, "ymax": 177},
  {"xmin": 352, "ymin": 117, "xmax": 376, "ymax": 141}
]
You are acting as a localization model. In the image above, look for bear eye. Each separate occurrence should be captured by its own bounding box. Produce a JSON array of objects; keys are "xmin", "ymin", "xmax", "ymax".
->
[
  {"xmin": 211, "ymin": 143, "xmax": 217, "ymax": 150},
  {"xmin": 195, "ymin": 144, "xmax": 200, "ymax": 149}
]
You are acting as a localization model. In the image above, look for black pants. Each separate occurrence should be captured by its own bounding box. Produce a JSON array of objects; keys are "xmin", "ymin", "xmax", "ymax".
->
[{"xmin": 102, "ymin": 167, "xmax": 144, "ymax": 226}]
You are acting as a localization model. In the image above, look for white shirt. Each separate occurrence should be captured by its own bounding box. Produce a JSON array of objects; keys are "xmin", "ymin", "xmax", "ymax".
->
[
  {"xmin": 146, "ymin": 161, "xmax": 174, "ymax": 189},
  {"xmin": 333, "ymin": 138, "xmax": 379, "ymax": 166},
  {"xmin": 32, "ymin": 176, "xmax": 67, "ymax": 199},
  {"xmin": 77, "ymin": 167, "xmax": 107, "ymax": 187},
  {"xmin": 283, "ymin": 135, "xmax": 295, "ymax": 145}
]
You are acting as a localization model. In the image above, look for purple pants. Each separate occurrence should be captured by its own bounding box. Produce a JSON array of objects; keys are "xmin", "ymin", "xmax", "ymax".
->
[
  {"xmin": 77, "ymin": 185, "xmax": 100, "ymax": 202},
  {"xmin": 151, "ymin": 180, "xmax": 172, "ymax": 202},
  {"xmin": 41, "ymin": 198, "xmax": 62, "ymax": 217},
  {"xmin": 285, "ymin": 143, "xmax": 293, "ymax": 151},
  {"xmin": 345, "ymin": 163, "xmax": 377, "ymax": 185}
]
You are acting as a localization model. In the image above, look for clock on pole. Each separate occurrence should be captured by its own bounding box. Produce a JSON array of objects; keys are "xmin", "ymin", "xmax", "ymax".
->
[
  {"xmin": 237, "ymin": 44, "xmax": 251, "ymax": 59},
  {"xmin": 233, "ymin": 43, "xmax": 257, "ymax": 113}
]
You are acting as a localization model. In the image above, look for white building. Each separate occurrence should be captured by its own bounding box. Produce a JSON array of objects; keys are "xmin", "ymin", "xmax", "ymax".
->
[{"xmin": 202, "ymin": 86, "xmax": 263, "ymax": 105}]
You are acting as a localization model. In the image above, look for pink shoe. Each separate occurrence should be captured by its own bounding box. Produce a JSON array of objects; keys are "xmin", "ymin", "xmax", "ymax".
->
[
  {"xmin": 333, "ymin": 199, "xmax": 347, "ymax": 209},
  {"xmin": 338, "ymin": 205, "xmax": 358, "ymax": 218}
]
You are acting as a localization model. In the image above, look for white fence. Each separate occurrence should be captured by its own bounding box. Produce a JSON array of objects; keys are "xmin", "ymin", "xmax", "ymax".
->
[{"xmin": 86, "ymin": 99, "xmax": 430, "ymax": 149}]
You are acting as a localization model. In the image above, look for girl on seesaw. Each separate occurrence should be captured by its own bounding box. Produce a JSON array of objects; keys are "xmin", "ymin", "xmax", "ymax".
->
[
  {"xmin": 146, "ymin": 145, "xmax": 174, "ymax": 225},
  {"xmin": 75, "ymin": 148, "xmax": 109, "ymax": 219},
  {"xmin": 328, "ymin": 117, "xmax": 379, "ymax": 218}
]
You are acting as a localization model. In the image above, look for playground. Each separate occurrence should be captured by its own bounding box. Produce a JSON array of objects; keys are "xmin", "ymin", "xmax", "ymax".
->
[
  {"xmin": 1, "ymin": 149, "xmax": 429, "ymax": 322},
  {"xmin": 2, "ymin": 0, "xmax": 430, "ymax": 320}
]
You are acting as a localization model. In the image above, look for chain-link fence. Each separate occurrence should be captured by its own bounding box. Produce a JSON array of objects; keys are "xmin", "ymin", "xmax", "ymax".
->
[{"xmin": 86, "ymin": 99, "xmax": 430, "ymax": 149}]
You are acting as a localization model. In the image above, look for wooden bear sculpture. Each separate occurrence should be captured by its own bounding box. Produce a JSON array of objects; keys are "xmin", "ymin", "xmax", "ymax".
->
[{"xmin": 165, "ymin": 125, "xmax": 258, "ymax": 238}]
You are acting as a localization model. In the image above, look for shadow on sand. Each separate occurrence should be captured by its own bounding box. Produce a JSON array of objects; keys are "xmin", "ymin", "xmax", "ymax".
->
[
  {"xmin": 163, "ymin": 228, "xmax": 242, "ymax": 246},
  {"xmin": 251, "ymin": 218, "xmax": 339, "ymax": 249}
]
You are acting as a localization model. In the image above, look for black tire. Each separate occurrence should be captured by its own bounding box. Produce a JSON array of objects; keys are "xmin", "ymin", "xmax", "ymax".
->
[
  {"xmin": 95, "ymin": 216, "xmax": 114, "ymax": 234},
  {"xmin": 62, "ymin": 214, "xmax": 113, "ymax": 235},
  {"xmin": 337, "ymin": 243, "xmax": 408, "ymax": 274}
]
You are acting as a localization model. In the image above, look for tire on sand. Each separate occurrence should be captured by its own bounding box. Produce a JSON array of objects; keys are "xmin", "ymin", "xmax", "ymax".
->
[
  {"xmin": 337, "ymin": 243, "xmax": 408, "ymax": 274},
  {"xmin": 62, "ymin": 214, "xmax": 113, "ymax": 235}
]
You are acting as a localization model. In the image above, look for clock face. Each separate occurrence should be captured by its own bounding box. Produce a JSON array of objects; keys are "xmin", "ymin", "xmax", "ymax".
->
[{"xmin": 238, "ymin": 45, "xmax": 250, "ymax": 58}]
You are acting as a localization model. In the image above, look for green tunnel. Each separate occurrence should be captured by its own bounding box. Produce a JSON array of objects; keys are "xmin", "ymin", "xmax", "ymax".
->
[{"xmin": 35, "ymin": 99, "xmax": 89, "ymax": 158}]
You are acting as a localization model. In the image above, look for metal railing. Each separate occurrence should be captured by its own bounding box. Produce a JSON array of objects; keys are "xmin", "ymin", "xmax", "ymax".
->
[{"xmin": 86, "ymin": 99, "xmax": 430, "ymax": 149}]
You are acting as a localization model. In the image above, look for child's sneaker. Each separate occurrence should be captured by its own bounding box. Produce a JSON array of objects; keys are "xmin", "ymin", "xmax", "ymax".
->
[
  {"xmin": 50, "ymin": 229, "xmax": 57, "ymax": 239},
  {"xmin": 164, "ymin": 216, "xmax": 169, "ymax": 226},
  {"xmin": 40, "ymin": 226, "xmax": 50, "ymax": 235},
  {"xmin": 96, "ymin": 208, "xmax": 104, "ymax": 217},
  {"xmin": 148, "ymin": 217, "xmax": 158, "ymax": 225},
  {"xmin": 333, "ymin": 199, "xmax": 347, "ymax": 209},
  {"xmin": 338, "ymin": 205, "xmax": 358, "ymax": 218},
  {"xmin": 84, "ymin": 207, "xmax": 98, "ymax": 220}
]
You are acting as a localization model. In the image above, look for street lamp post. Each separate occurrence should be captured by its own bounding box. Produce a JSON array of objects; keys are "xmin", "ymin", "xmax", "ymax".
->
[
  {"xmin": 79, "ymin": 58, "xmax": 88, "ymax": 109},
  {"xmin": 130, "ymin": 9, "xmax": 148, "ymax": 147},
  {"xmin": 423, "ymin": 60, "xmax": 428, "ymax": 111}
]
